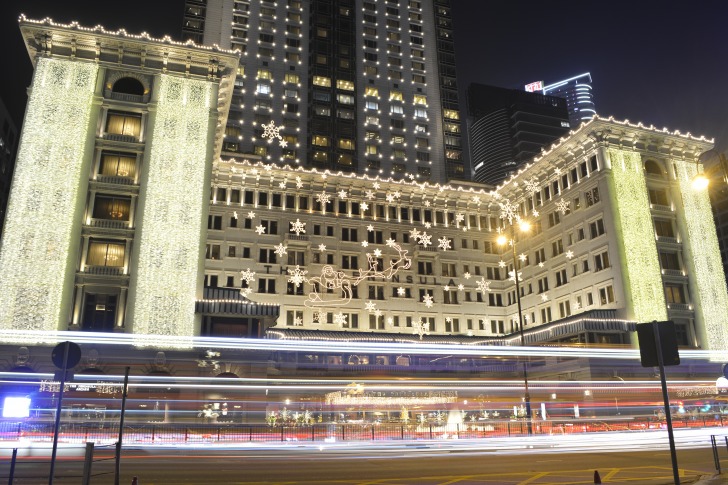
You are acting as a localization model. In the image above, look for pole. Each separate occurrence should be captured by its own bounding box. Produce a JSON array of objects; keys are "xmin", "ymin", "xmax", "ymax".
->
[
  {"xmin": 8, "ymin": 448, "xmax": 17, "ymax": 485},
  {"xmin": 114, "ymin": 366, "xmax": 130, "ymax": 485},
  {"xmin": 654, "ymin": 322, "xmax": 680, "ymax": 484},
  {"xmin": 82, "ymin": 442, "xmax": 95, "ymax": 485},
  {"xmin": 510, "ymin": 224, "xmax": 532, "ymax": 435},
  {"xmin": 48, "ymin": 341, "xmax": 69, "ymax": 485}
]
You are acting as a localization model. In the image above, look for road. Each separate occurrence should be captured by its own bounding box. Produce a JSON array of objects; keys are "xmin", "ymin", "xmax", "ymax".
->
[{"xmin": 2, "ymin": 439, "xmax": 725, "ymax": 485}]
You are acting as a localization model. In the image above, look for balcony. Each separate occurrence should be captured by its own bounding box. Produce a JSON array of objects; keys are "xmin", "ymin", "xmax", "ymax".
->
[
  {"xmin": 667, "ymin": 303, "xmax": 692, "ymax": 312},
  {"xmin": 103, "ymin": 133, "xmax": 140, "ymax": 143},
  {"xmin": 104, "ymin": 89, "xmax": 150, "ymax": 104},
  {"xmin": 85, "ymin": 266, "xmax": 125, "ymax": 276},
  {"xmin": 661, "ymin": 269, "xmax": 686, "ymax": 277},
  {"xmin": 656, "ymin": 235, "xmax": 679, "ymax": 245},
  {"xmin": 285, "ymin": 234, "xmax": 309, "ymax": 242},
  {"xmin": 89, "ymin": 218, "xmax": 131, "ymax": 230},
  {"xmin": 650, "ymin": 204, "xmax": 673, "ymax": 213},
  {"xmin": 96, "ymin": 175, "xmax": 135, "ymax": 186}
]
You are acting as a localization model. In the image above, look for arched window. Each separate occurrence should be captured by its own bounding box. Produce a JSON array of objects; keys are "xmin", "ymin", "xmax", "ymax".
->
[
  {"xmin": 112, "ymin": 77, "xmax": 145, "ymax": 96},
  {"xmin": 644, "ymin": 160, "xmax": 665, "ymax": 178}
]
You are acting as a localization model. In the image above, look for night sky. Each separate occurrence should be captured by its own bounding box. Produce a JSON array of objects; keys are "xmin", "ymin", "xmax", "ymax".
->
[{"xmin": 3, "ymin": 1, "xmax": 728, "ymax": 153}]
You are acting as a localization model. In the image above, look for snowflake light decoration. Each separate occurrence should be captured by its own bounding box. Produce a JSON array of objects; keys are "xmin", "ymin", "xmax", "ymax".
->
[
  {"xmin": 290, "ymin": 219, "xmax": 306, "ymax": 235},
  {"xmin": 438, "ymin": 237, "xmax": 452, "ymax": 251},
  {"xmin": 422, "ymin": 293, "xmax": 434, "ymax": 308},
  {"xmin": 524, "ymin": 177, "xmax": 540, "ymax": 195},
  {"xmin": 508, "ymin": 270, "xmax": 523, "ymax": 283},
  {"xmin": 255, "ymin": 224, "xmax": 266, "ymax": 235},
  {"xmin": 313, "ymin": 311, "xmax": 325, "ymax": 324},
  {"xmin": 367, "ymin": 224, "xmax": 375, "ymax": 232},
  {"xmin": 397, "ymin": 287, "xmax": 406, "ymax": 296},
  {"xmin": 365, "ymin": 190, "xmax": 375, "ymax": 199},
  {"xmin": 338, "ymin": 189, "xmax": 348, "ymax": 199},
  {"xmin": 457, "ymin": 284, "xmax": 465, "ymax": 291},
  {"xmin": 463, "ymin": 272, "xmax": 471, "ymax": 279},
  {"xmin": 498, "ymin": 260, "xmax": 507, "ymax": 268},
  {"xmin": 361, "ymin": 202, "xmax": 369, "ymax": 211},
  {"xmin": 565, "ymin": 250, "xmax": 574, "ymax": 259},
  {"xmin": 417, "ymin": 232, "xmax": 432, "ymax": 247},
  {"xmin": 499, "ymin": 198, "xmax": 520, "ymax": 225},
  {"xmin": 476, "ymin": 278, "xmax": 492, "ymax": 293},
  {"xmin": 555, "ymin": 198, "xmax": 570, "ymax": 215},
  {"xmin": 541, "ymin": 294, "xmax": 549, "ymax": 301},
  {"xmin": 274, "ymin": 243, "xmax": 288, "ymax": 257},
  {"xmin": 240, "ymin": 269, "xmax": 256, "ymax": 284},
  {"xmin": 315, "ymin": 191, "xmax": 331, "ymax": 204},
  {"xmin": 318, "ymin": 244, "xmax": 327, "ymax": 252},
  {"xmin": 413, "ymin": 319, "xmax": 430, "ymax": 340},
  {"xmin": 295, "ymin": 176, "xmax": 303, "ymax": 188},
  {"xmin": 365, "ymin": 301, "xmax": 377, "ymax": 312},
  {"xmin": 334, "ymin": 312, "xmax": 347, "ymax": 327},
  {"xmin": 247, "ymin": 211, "xmax": 256, "ymax": 219},
  {"xmin": 287, "ymin": 265, "xmax": 308, "ymax": 287},
  {"xmin": 455, "ymin": 213, "xmax": 465, "ymax": 224},
  {"xmin": 293, "ymin": 316, "xmax": 303, "ymax": 326},
  {"xmin": 261, "ymin": 120, "xmax": 285, "ymax": 146}
]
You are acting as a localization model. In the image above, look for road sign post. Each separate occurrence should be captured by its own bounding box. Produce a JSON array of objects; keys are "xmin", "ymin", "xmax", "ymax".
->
[
  {"xmin": 48, "ymin": 341, "xmax": 81, "ymax": 485},
  {"xmin": 637, "ymin": 321, "xmax": 680, "ymax": 485}
]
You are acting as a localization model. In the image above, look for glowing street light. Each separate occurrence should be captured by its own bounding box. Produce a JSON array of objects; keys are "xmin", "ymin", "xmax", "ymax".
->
[{"xmin": 498, "ymin": 218, "xmax": 533, "ymax": 435}]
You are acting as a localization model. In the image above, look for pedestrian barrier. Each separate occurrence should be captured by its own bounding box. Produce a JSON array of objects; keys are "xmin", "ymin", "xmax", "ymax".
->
[{"xmin": 0, "ymin": 416, "xmax": 726, "ymax": 446}]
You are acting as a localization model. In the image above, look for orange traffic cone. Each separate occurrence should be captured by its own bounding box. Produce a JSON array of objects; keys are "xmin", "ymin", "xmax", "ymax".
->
[
  {"xmin": 594, "ymin": 470, "xmax": 601, "ymax": 484},
  {"xmin": 131, "ymin": 477, "xmax": 138, "ymax": 485}
]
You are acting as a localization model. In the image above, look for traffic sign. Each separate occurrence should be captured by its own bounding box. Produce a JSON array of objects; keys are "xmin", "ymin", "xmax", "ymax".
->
[{"xmin": 51, "ymin": 341, "xmax": 82, "ymax": 369}]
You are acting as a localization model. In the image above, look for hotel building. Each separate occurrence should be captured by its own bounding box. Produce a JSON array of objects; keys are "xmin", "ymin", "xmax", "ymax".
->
[{"xmin": 181, "ymin": 0, "xmax": 466, "ymax": 182}]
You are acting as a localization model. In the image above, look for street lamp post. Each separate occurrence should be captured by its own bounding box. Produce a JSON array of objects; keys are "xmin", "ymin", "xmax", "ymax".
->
[{"xmin": 499, "ymin": 221, "xmax": 533, "ymax": 435}]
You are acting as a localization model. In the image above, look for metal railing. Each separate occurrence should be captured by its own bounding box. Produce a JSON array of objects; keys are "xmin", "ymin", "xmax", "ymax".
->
[{"xmin": 2, "ymin": 416, "xmax": 725, "ymax": 446}]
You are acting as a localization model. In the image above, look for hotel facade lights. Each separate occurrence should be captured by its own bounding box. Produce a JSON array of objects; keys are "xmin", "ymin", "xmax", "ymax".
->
[
  {"xmin": 0, "ymin": 17, "xmax": 239, "ymax": 344},
  {"xmin": 205, "ymin": 118, "xmax": 728, "ymax": 350}
]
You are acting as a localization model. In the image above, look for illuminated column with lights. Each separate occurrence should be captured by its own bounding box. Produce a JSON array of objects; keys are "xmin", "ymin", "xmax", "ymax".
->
[
  {"xmin": 606, "ymin": 148, "xmax": 668, "ymax": 322},
  {"xmin": 0, "ymin": 57, "xmax": 99, "ymax": 338},
  {"xmin": 674, "ymin": 159, "xmax": 728, "ymax": 353},
  {"xmin": 126, "ymin": 74, "xmax": 216, "ymax": 344}
]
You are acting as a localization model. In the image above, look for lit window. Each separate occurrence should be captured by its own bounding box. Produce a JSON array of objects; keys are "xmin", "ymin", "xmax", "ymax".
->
[
  {"xmin": 256, "ymin": 83, "xmax": 271, "ymax": 94},
  {"xmin": 336, "ymin": 80, "xmax": 355, "ymax": 91},
  {"xmin": 413, "ymin": 94, "xmax": 427, "ymax": 105},
  {"xmin": 389, "ymin": 90, "xmax": 404, "ymax": 102},
  {"xmin": 444, "ymin": 109, "xmax": 460, "ymax": 120},
  {"xmin": 313, "ymin": 76, "xmax": 331, "ymax": 87},
  {"xmin": 337, "ymin": 94, "xmax": 355, "ymax": 105},
  {"xmin": 312, "ymin": 135, "xmax": 330, "ymax": 147},
  {"xmin": 391, "ymin": 105, "xmax": 404, "ymax": 115},
  {"xmin": 366, "ymin": 145, "xmax": 379, "ymax": 155},
  {"xmin": 366, "ymin": 100, "xmax": 379, "ymax": 111},
  {"xmin": 365, "ymin": 86, "xmax": 379, "ymax": 97},
  {"xmin": 338, "ymin": 138, "xmax": 354, "ymax": 150},
  {"xmin": 414, "ymin": 108, "xmax": 427, "ymax": 119},
  {"xmin": 257, "ymin": 69, "xmax": 271, "ymax": 80},
  {"xmin": 285, "ymin": 73, "xmax": 300, "ymax": 84}
]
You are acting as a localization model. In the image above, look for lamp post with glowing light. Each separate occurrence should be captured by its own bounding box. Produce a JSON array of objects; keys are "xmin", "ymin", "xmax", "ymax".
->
[{"xmin": 497, "ymin": 218, "xmax": 533, "ymax": 435}]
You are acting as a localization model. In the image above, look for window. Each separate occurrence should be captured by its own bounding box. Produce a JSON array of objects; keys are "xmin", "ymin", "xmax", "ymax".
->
[
  {"xmin": 366, "ymin": 100, "xmax": 380, "ymax": 111},
  {"xmin": 342, "ymin": 227, "xmax": 358, "ymax": 241},
  {"xmin": 655, "ymin": 220, "xmax": 675, "ymax": 237},
  {"xmin": 256, "ymin": 83, "xmax": 271, "ymax": 95},
  {"xmin": 88, "ymin": 240, "xmax": 125, "ymax": 267},
  {"xmin": 390, "ymin": 104, "xmax": 403, "ymax": 114},
  {"xmin": 258, "ymin": 278, "xmax": 276, "ymax": 294},
  {"xmin": 599, "ymin": 285, "xmax": 615, "ymax": 305},
  {"xmin": 337, "ymin": 80, "xmax": 355, "ymax": 91},
  {"xmin": 443, "ymin": 289, "xmax": 458, "ymax": 305},
  {"xmin": 312, "ymin": 135, "xmax": 330, "ymax": 147},
  {"xmin": 649, "ymin": 188, "xmax": 669, "ymax": 206},
  {"xmin": 555, "ymin": 268, "xmax": 568, "ymax": 287},
  {"xmin": 365, "ymin": 86, "xmax": 379, "ymax": 97},
  {"xmin": 559, "ymin": 300, "xmax": 571, "ymax": 318},
  {"xmin": 417, "ymin": 261, "xmax": 433, "ymax": 275},
  {"xmin": 369, "ymin": 314, "xmax": 385, "ymax": 330},
  {"xmin": 257, "ymin": 69, "xmax": 272, "ymax": 80},
  {"xmin": 594, "ymin": 250, "xmax": 610, "ymax": 271},
  {"xmin": 93, "ymin": 195, "xmax": 131, "ymax": 221},
  {"xmin": 106, "ymin": 112, "xmax": 142, "ymax": 138},
  {"xmin": 287, "ymin": 281, "xmax": 304, "ymax": 295},
  {"xmin": 368, "ymin": 285, "xmax": 385, "ymax": 300},
  {"xmin": 660, "ymin": 252, "xmax": 681, "ymax": 271},
  {"xmin": 665, "ymin": 285, "xmax": 685, "ymax": 304},
  {"xmin": 285, "ymin": 73, "xmax": 300, "ymax": 84},
  {"xmin": 441, "ymin": 262, "xmax": 457, "ymax": 277},
  {"xmin": 342, "ymin": 255, "xmax": 359, "ymax": 269},
  {"xmin": 551, "ymin": 239, "xmax": 564, "ymax": 257},
  {"xmin": 259, "ymin": 248, "xmax": 277, "ymax": 263},
  {"xmin": 413, "ymin": 94, "xmax": 427, "ymax": 105},
  {"xmin": 589, "ymin": 218, "xmax": 605, "ymax": 238},
  {"xmin": 537, "ymin": 276, "xmax": 549, "ymax": 294},
  {"xmin": 287, "ymin": 251, "xmax": 305, "ymax": 266},
  {"xmin": 313, "ymin": 76, "xmax": 331, "ymax": 87},
  {"xmin": 99, "ymin": 152, "xmax": 136, "ymax": 178},
  {"xmin": 548, "ymin": 211, "xmax": 560, "ymax": 228},
  {"xmin": 585, "ymin": 187, "xmax": 600, "ymax": 207},
  {"xmin": 540, "ymin": 306, "xmax": 553, "ymax": 323}
]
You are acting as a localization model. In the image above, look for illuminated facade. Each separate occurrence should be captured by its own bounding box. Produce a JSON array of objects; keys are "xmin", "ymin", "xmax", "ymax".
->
[
  {"xmin": 2, "ymin": 20, "xmax": 727, "ymax": 354},
  {"xmin": 0, "ymin": 18, "xmax": 239, "ymax": 343},
  {"xmin": 205, "ymin": 117, "xmax": 728, "ymax": 351},
  {"xmin": 0, "ymin": 97, "xmax": 18, "ymax": 241},
  {"xmin": 181, "ymin": 0, "xmax": 466, "ymax": 182},
  {"xmin": 542, "ymin": 73, "xmax": 596, "ymax": 128}
]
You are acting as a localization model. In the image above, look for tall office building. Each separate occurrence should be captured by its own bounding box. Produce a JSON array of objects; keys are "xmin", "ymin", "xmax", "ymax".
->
[
  {"xmin": 541, "ymin": 72, "xmax": 596, "ymax": 128},
  {"xmin": 467, "ymin": 84, "xmax": 570, "ymax": 185},
  {"xmin": 181, "ymin": 0, "xmax": 466, "ymax": 183}
]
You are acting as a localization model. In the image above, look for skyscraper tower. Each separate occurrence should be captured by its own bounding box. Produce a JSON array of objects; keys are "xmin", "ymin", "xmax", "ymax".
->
[
  {"xmin": 542, "ymin": 72, "xmax": 595, "ymax": 128},
  {"xmin": 181, "ymin": 0, "xmax": 466, "ymax": 183}
]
